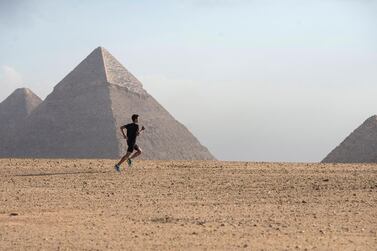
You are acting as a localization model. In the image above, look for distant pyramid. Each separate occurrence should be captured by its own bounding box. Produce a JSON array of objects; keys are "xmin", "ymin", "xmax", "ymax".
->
[
  {"xmin": 0, "ymin": 88, "xmax": 42, "ymax": 133},
  {"xmin": 322, "ymin": 115, "xmax": 377, "ymax": 163},
  {"xmin": 0, "ymin": 88, "xmax": 42, "ymax": 155},
  {"xmin": 4, "ymin": 47, "xmax": 214, "ymax": 159}
]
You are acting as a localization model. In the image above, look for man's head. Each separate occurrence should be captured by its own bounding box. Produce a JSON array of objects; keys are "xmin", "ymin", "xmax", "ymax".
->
[{"xmin": 132, "ymin": 114, "xmax": 139, "ymax": 123}]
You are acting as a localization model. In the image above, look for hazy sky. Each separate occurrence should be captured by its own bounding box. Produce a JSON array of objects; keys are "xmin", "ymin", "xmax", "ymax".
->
[{"xmin": 1, "ymin": 0, "xmax": 377, "ymax": 162}]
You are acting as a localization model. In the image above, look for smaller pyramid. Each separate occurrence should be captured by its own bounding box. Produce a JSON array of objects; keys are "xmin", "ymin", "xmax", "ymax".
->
[
  {"xmin": 0, "ymin": 88, "xmax": 42, "ymax": 126},
  {"xmin": 0, "ymin": 88, "xmax": 42, "ymax": 155},
  {"xmin": 322, "ymin": 115, "xmax": 377, "ymax": 163}
]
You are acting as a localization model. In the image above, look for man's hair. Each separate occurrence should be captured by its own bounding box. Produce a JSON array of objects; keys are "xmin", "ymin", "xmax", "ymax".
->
[{"xmin": 131, "ymin": 114, "xmax": 139, "ymax": 122}]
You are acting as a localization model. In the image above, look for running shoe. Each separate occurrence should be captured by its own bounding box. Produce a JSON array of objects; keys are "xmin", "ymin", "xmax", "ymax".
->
[
  {"xmin": 127, "ymin": 158, "xmax": 133, "ymax": 167},
  {"xmin": 114, "ymin": 164, "xmax": 121, "ymax": 172}
]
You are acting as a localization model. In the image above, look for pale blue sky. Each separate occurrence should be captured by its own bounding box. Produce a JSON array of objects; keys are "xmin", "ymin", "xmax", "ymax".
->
[{"xmin": 1, "ymin": 0, "xmax": 377, "ymax": 161}]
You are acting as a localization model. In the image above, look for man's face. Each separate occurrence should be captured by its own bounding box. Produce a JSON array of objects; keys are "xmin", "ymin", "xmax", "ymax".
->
[{"xmin": 134, "ymin": 117, "xmax": 139, "ymax": 123}]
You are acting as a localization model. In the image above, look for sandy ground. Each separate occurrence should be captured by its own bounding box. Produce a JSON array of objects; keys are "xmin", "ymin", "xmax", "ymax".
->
[{"xmin": 0, "ymin": 159, "xmax": 376, "ymax": 250}]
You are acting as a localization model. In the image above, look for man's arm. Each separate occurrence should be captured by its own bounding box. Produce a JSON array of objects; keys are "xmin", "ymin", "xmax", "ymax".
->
[
  {"xmin": 120, "ymin": 125, "xmax": 127, "ymax": 139},
  {"xmin": 137, "ymin": 126, "xmax": 145, "ymax": 136}
]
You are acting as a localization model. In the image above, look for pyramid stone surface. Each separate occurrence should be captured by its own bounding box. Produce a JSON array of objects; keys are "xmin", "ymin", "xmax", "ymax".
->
[
  {"xmin": 322, "ymin": 115, "xmax": 377, "ymax": 163},
  {"xmin": 5, "ymin": 47, "xmax": 214, "ymax": 159}
]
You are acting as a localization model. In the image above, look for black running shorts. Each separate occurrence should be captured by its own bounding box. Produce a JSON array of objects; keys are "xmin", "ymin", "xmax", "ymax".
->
[{"xmin": 127, "ymin": 140, "xmax": 140, "ymax": 153}]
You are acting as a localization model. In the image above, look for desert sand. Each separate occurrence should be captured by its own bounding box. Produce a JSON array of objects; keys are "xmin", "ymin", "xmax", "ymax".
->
[{"xmin": 0, "ymin": 159, "xmax": 376, "ymax": 250}]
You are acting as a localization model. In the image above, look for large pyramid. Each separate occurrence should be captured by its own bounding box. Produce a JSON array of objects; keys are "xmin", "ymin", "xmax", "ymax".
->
[
  {"xmin": 322, "ymin": 115, "xmax": 377, "ymax": 163},
  {"xmin": 3, "ymin": 47, "xmax": 214, "ymax": 160}
]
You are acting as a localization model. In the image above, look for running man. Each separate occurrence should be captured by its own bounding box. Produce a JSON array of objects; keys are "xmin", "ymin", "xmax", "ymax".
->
[{"xmin": 114, "ymin": 114, "xmax": 145, "ymax": 172}]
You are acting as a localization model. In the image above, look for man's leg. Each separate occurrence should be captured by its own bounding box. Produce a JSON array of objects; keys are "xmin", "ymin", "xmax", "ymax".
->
[
  {"xmin": 117, "ymin": 151, "xmax": 132, "ymax": 166},
  {"xmin": 130, "ymin": 150, "xmax": 142, "ymax": 159},
  {"xmin": 130, "ymin": 146, "xmax": 142, "ymax": 160}
]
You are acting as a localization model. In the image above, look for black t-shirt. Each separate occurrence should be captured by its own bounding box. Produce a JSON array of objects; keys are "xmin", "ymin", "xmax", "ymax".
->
[{"xmin": 125, "ymin": 123, "xmax": 139, "ymax": 142}]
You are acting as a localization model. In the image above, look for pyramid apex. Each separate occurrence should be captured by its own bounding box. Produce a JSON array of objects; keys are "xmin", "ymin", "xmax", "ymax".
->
[
  {"xmin": 87, "ymin": 46, "xmax": 109, "ymax": 57},
  {"xmin": 360, "ymin": 115, "xmax": 377, "ymax": 126},
  {"xmin": 14, "ymin": 87, "xmax": 28, "ymax": 91},
  {"xmin": 14, "ymin": 87, "xmax": 32, "ymax": 94},
  {"xmin": 14, "ymin": 88, "xmax": 41, "ymax": 102},
  {"xmin": 10, "ymin": 87, "xmax": 38, "ymax": 98},
  {"xmin": 53, "ymin": 47, "xmax": 146, "ymax": 95},
  {"xmin": 366, "ymin": 115, "xmax": 377, "ymax": 120},
  {"xmin": 90, "ymin": 46, "xmax": 106, "ymax": 58},
  {"xmin": 95, "ymin": 46, "xmax": 108, "ymax": 53}
]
